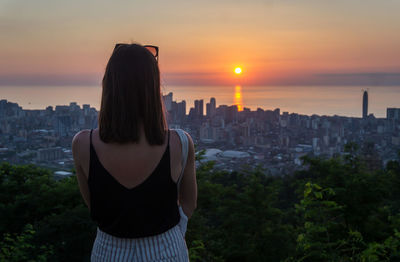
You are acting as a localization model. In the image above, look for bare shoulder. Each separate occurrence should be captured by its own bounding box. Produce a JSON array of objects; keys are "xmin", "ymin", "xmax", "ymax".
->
[
  {"xmin": 182, "ymin": 130, "xmax": 195, "ymax": 153},
  {"xmin": 186, "ymin": 133, "xmax": 195, "ymax": 160},
  {"xmin": 169, "ymin": 129, "xmax": 182, "ymax": 156},
  {"xmin": 184, "ymin": 131, "xmax": 194, "ymax": 148},
  {"xmin": 71, "ymin": 129, "xmax": 92, "ymax": 164},
  {"xmin": 170, "ymin": 129, "xmax": 194, "ymax": 148},
  {"xmin": 72, "ymin": 129, "xmax": 91, "ymax": 151},
  {"xmin": 72, "ymin": 129, "xmax": 91, "ymax": 178},
  {"xmin": 171, "ymin": 129, "xmax": 195, "ymax": 159}
]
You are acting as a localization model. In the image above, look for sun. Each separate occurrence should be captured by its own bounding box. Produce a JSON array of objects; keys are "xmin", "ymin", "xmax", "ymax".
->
[{"xmin": 234, "ymin": 67, "xmax": 242, "ymax": 74}]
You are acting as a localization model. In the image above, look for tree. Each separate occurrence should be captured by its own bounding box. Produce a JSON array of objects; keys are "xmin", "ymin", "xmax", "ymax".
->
[{"xmin": 0, "ymin": 163, "xmax": 95, "ymax": 261}]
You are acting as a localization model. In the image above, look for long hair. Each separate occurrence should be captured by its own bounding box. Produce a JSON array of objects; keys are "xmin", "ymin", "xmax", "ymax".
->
[{"xmin": 98, "ymin": 43, "xmax": 167, "ymax": 145}]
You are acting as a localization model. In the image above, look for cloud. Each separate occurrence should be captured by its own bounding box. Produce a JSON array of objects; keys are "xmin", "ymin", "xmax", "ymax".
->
[
  {"xmin": 0, "ymin": 74, "xmax": 101, "ymax": 86},
  {"xmin": 161, "ymin": 72, "xmax": 226, "ymax": 86},
  {"xmin": 313, "ymin": 72, "xmax": 400, "ymax": 86},
  {"xmin": 316, "ymin": 72, "xmax": 400, "ymax": 78}
]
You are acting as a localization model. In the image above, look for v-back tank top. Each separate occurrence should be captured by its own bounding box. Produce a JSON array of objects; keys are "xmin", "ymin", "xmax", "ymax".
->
[{"xmin": 88, "ymin": 129, "xmax": 180, "ymax": 238}]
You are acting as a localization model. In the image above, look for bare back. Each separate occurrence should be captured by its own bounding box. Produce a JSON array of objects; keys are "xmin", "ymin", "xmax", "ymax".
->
[
  {"xmin": 76, "ymin": 128, "xmax": 183, "ymax": 188},
  {"xmin": 72, "ymin": 127, "xmax": 196, "ymax": 218}
]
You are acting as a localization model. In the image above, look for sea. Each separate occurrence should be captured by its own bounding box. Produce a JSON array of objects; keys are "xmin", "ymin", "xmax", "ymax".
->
[{"xmin": 1, "ymin": 85, "xmax": 399, "ymax": 118}]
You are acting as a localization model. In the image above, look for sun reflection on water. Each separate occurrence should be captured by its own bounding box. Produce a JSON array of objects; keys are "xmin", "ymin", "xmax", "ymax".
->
[{"xmin": 234, "ymin": 85, "xmax": 243, "ymax": 111}]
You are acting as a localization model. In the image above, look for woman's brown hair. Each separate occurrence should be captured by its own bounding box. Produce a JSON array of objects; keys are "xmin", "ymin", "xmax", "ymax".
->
[{"xmin": 98, "ymin": 43, "xmax": 167, "ymax": 145}]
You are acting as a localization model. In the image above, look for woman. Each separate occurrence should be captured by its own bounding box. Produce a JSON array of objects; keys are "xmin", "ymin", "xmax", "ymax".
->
[{"xmin": 71, "ymin": 43, "xmax": 197, "ymax": 261}]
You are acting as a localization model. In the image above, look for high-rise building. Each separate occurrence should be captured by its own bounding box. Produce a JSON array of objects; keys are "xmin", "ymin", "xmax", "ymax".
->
[
  {"xmin": 45, "ymin": 106, "xmax": 53, "ymax": 114},
  {"xmin": 194, "ymin": 99, "xmax": 204, "ymax": 117},
  {"xmin": 188, "ymin": 107, "xmax": 196, "ymax": 119},
  {"xmin": 363, "ymin": 91, "xmax": 368, "ymax": 119},
  {"xmin": 206, "ymin": 98, "xmax": 216, "ymax": 117},
  {"xmin": 177, "ymin": 100, "xmax": 186, "ymax": 119},
  {"xmin": 210, "ymin": 97, "xmax": 216, "ymax": 117},
  {"xmin": 206, "ymin": 103, "xmax": 211, "ymax": 117},
  {"xmin": 387, "ymin": 108, "xmax": 400, "ymax": 120},
  {"xmin": 69, "ymin": 102, "xmax": 80, "ymax": 112},
  {"xmin": 82, "ymin": 104, "xmax": 90, "ymax": 116},
  {"xmin": 226, "ymin": 105, "xmax": 238, "ymax": 123},
  {"xmin": 163, "ymin": 92, "xmax": 173, "ymax": 111},
  {"xmin": 0, "ymin": 100, "xmax": 6, "ymax": 119},
  {"xmin": 194, "ymin": 100, "xmax": 199, "ymax": 113},
  {"xmin": 199, "ymin": 99, "xmax": 204, "ymax": 116}
]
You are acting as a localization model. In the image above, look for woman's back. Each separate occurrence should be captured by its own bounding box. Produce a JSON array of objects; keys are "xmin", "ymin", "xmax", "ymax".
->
[
  {"xmin": 72, "ymin": 43, "xmax": 196, "ymax": 261},
  {"xmin": 89, "ymin": 128, "xmax": 181, "ymax": 238},
  {"xmin": 73, "ymin": 127, "xmax": 194, "ymax": 261},
  {"xmin": 90, "ymin": 127, "xmax": 182, "ymax": 189}
]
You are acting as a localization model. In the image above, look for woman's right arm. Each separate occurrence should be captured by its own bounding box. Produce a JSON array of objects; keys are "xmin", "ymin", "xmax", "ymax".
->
[
  {"xmin": 179, "ymin": 133, "xmax": 197, "ymax": 219},
  {"xmin": 72, "ymin": 130, "xmax": 91, "ymax": 209}
]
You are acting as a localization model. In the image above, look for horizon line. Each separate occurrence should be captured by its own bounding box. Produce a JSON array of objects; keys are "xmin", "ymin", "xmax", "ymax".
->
[
  {"xmin": 1, "ymin": 71, "xmax": 400, "ymax": 87},
  {"xmin": 1, "ymin": 97, "xmax": 394, "ymax": 120}
]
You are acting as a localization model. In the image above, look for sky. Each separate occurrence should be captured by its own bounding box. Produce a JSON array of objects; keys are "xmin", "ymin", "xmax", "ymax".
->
[{"xmin": 0, "ymin": 0, "xmax": 400, "ymax": 86}]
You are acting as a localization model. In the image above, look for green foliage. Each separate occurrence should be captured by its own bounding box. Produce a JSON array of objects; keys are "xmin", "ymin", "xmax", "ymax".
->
[
  {"xmin": 189, "ymin": 239, "xmax": 224, "ymax": 262},
  {"xmin": 294, "ymin": 183, "xmax": 344, "ymax": 261},
  {"xmin": 0, "ymin": 224, "xmax": 53, "ymax": 262},
  {"xmin": 186, "ymin": 160, "xmax": 296, "ymax": 261},
  {"xmin": 287, "ymin": 149, "xmax": 400, "ymax": 262},
  {"xmin": 0, "ymin": 162, "xmax": 95, "ymax": 262},
  {"xmin": 1, "ymin": 143, "xmax": 400, "ymax": 261}
]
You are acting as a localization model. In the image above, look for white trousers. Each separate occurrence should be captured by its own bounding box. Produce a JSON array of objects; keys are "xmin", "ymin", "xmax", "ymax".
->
[{"xmin": 91, "ymin": 207, "xmax": 189, "ymax": 262}]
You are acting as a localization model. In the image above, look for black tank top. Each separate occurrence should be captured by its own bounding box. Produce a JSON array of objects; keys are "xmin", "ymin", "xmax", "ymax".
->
[{"xmin": 88, "ymin": 129, "xmax": 180, "ymax": 238}]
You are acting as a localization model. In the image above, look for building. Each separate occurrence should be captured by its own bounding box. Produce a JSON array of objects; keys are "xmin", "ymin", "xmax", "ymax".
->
[
  {"xmin": 194, "ymin": 99, "xmax": 204, "ymax": 117},
  {"xmin": 206, "ymin": 98, "xmax": 216, "ymax": 117},
  {"xmin": 177, "ymin": 100, "xmax": 186, "ymax": 119},
  {"xmin": 37, "ymin": 147, "xmax": 64, "ymax": 161},
  {"xmin": 82, "ymin": 104, "xmax": 90, "ymax": 116},
  {"xmin": 226, "ymin": 105, "xmax": 238, "ymax": 123},
  {"xmin": 210, "ymin": 97, "xmax": 216, "ymax": 116},
  {"xmin": 163, "ymin": 92, "xmax": 173, "ymax": 111},
  {"xmin": 363, "ymin": 91, "xmax": 368, "ymax": 119},
  {"xmin": 220, "ymin": 150, "xmax": 250, "ymax": 159},
  {"xmin": 387, "ymin": 108, "xmax": 400, "ymax": 120},
  {"xmin": 69, "ymin": 102, "xmax": 80, "ymax": 112}
]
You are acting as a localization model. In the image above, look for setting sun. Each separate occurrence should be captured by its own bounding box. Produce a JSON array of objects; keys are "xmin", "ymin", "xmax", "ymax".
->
[{"xmin": 234, "ymin": 67, "xmax": 242, "ymax": 74}]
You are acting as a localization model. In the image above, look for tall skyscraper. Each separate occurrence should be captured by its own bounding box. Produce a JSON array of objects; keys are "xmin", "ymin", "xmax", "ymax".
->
[
  {"xmin": 163, "ymin": 92, "xmax": 173, "ymax": 111},
  {"xmin": 363, "ymin": 91, "xmax": 368, "ymax": 119},
  {"xmin": 206, "ymin": 102, "xmax": 211, "ymax": 117},
  {"xmin": 206, "ymin": 97, "xmax": 217, "ymax": 117},
  {"xmin": 210, "ymin": 97, "xmax": 216, "ymax": 116},
  {"xmin": 200, "ymin": 100, "xmax": 204, "ymax": 116},
  {"xmin": 177, "ymin": 100, "xmax": 186, "ymax": 119},
  {"xmin": 194, "ymin": 99, "xmax": 204, "ymax": 117},
  {"xmin": 194, "ymin": 100, "xmax": 199, "ymax": 115}
]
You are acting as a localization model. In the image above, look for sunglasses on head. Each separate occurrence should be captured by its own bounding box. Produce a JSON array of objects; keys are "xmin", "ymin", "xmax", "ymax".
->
[{"xmin": 114, "ymin": 43, "xmax": 159, "ymax": 61}]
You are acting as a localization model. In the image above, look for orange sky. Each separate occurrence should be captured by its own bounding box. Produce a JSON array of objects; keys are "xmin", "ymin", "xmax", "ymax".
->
[{"xmin": 0, "ymin": 0, "xmax": 399, "ymax": 86}]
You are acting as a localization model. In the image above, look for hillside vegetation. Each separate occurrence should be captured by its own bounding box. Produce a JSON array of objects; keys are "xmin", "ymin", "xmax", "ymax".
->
[{"xmin": 1, "ymin": 146, "xmax": 400, "ymax": 261}]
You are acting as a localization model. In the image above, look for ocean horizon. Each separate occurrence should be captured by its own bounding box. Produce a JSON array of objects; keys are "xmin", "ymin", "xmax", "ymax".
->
[{"xmin": 1, "ymin": 85, "xmax": 399, "ymax": 118}]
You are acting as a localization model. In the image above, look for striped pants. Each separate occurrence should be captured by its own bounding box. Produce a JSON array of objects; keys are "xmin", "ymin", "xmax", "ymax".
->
[
  {"xmin": 91, "ymin": 225, "xmax": 189, "ymax": 261},
  {"xmin": 91, "ymin": 208, "xmax": 189, "ymax": 261}
]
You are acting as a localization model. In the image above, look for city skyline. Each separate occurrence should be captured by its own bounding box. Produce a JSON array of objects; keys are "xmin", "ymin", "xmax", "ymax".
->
[
  {"xmin": 1, "ymin": 93, "xmax": 399, "ymax": 175},
  {"xmin": 1, "ymin": 89, "xmax": 397, "ymax": 120},
  {"xmin": 1, "ymin": 83, "xmax": 400, "ymax": 117}
]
